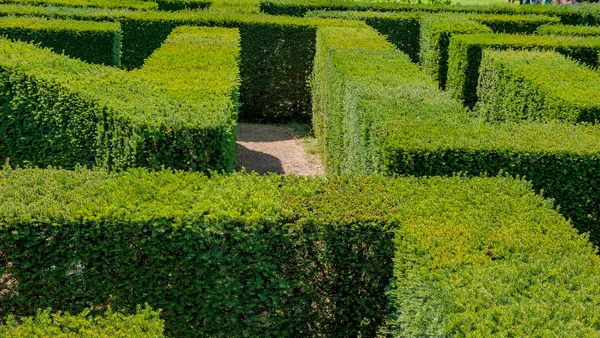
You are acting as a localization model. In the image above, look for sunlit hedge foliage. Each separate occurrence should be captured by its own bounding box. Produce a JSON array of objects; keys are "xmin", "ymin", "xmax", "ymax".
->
[
  {"xmin": 477, "ymin": 49, "xmax": 600, "ymax": 123},
  {"xmin": 0, "ymin": 26, "xmax": 240, "ymax": 172},
  {"xmin": 537, "ymin": 23, "xmax": 600, "ymax": 36},
  {"xmin": 1, "ymin": 306, "xmax": 164, "ymax": 337},
  {"xmin": 0, "ymin": 0, "xmax": 158, "ymax": 10}
]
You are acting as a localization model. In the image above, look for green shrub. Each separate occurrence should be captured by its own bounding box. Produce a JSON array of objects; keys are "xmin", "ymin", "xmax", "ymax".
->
[
  {"xmin": 537, "ymin": 23, "xmax": 600, "ymax": 36},
  {"xmin": 469, "ymin": 13, "xmax": 560, "ymax": 34},
  {"xmin": 1, "ymin": 169, "xmax": 600, "ymax": 336},
  {"xmin": 1, "ymin": 306, "xmax": 164, "ymax": 337},
  {"xmin": 0, "ymin": 26, "xmax": 240, "ymax": 172},
  {"xmin": 0, "ymin": 16, "xmax": 120, "ymax": 66},
  {"xmin": 446, "ymin": 33, "xmax": 600, "ymax": 107},
  {"xmin": 0, "ymin": 0, "xmax": 158, "ymax": 10},
  {"xmin": 313, "ymin": 25, "xmax": 600, "ymax": 246},
  {"xmin": 156, "ymin": 0, "xmax": 211, "ymax": 11},
  {"xmin": 306, "ymin": 10, "xmax": 422, "ymax": 62},
  {"xmin": 477, "ymin": 49, "xmax": 600, "ymax": 123},
  {"xmin": 209, "ymin": 0, "xmax": 259, "ymax": 13},
  {"xmin": 419, "ymin": 13, "xmax": 491, "ymax": 89}
]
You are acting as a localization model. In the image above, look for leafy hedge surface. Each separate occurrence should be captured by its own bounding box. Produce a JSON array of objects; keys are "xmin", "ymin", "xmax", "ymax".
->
[
  {"xmin": 305, "ymin": 10, "xmax": 422, "ymax": 62},
  {"xmin": 0, "ymin": 0, "xmax": 158, "ymax": 10},
  {"xmin": 537, "ymin": 23, "xmax": 600, "ymax": 36},
  {"xmin": 419, "ymin": 14, "xmax": 490, "ymax": 89},
  {"xmin": 155, "ymin": 0, "xmax": 211, "ymax": 11},
  {"xmin": 313, "ymin": 25, "xmax": 600, "ymax": 245},
  {"xmin": 477, "ymin": 49, "xmax": 600, "ymax": 124},
  {"xmin": 1, "ymin": 306, "xmax": 164, "ymax": 337},
  {"xmin": 0, "ymin": 16, "xmax": 120, "ymax": 66},
  {"xmin": 469, "ymin": 13, "xmax": 559, "ymax": 34},
  {"xmin": 1, "ymin": 169, "xmax": 600, "ymax": 336},
  {"xmin": 260, "ymin": 0, "xmax": 600, "ymax": 25},
  {"xmin": 0, "ymin": 26, "xmax": 240, "ymax": 172},
  {"xmin": 446, "ymin": 33, "xmax": 600, "ymax": 107}
]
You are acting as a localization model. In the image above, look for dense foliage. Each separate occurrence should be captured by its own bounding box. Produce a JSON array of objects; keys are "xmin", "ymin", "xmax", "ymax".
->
[
  {"xmin": 0, "ymin": 26, "xmax": 240, "ymax": 172},
  {"xmin": 477, "ymin": 49, "xmax": 600, "ymax": 123},
  {"xmin": 1, "ymin": 306, "xmax": 164, "ymax": 337},
  {"xmin": 1, "ymin": 169, "xmax": 600, "ymax": 336}
]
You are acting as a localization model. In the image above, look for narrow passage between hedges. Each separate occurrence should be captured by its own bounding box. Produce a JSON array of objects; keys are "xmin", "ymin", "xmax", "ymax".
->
[{"xmin": 236, "ymin": 123, "xmax": 324, "ymax": 176}]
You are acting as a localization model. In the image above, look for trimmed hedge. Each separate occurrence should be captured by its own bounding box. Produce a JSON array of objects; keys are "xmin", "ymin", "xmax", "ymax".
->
[
  {"xmin": 209, "ymin": 0, "xmax": 260, "ymax": 13},
  {"xmin": 0, "ymin": 26, "xmax": 240, "ymax": 172},
  {"xmin": 260, "ymin": 0, "xmax": 600, "ymax": 25},
  {"xmin": 469, "ymin": 13, "xmax": 560, "ymax": 34},
  {"xmin": 312, "ymin": 25, "xmax": 600, "ymax": 246},
  {"xmin": 0, "ymin": 0, "xmax": 158, "ymax": 10},
  {"xmin": 0, "ymin": 16, "xmax": 120, "ymax": 66},
  {"xmin": 477, "ymin": 49, "xmax": 600, "ymax": 123},
  {"xmin": 419, "ymin": 14, "xmax": 491, "ymax": 89},
  {"xmin": 156, "ymin": 0, "xmax": 211, "ymax": 11},
  {"xmin": 537, "ymin": 23, "xmax": 600, "ymax": 36},
  {"xmin": 1, "ymin": 306, "xmax": 164, "ymax": 337},
  {"xmin": 306, "ymin": 10, "xmax": 422, "ymax": 62},
  {"xmin": 446, "ymin": 33, "xmax": 600, "ymax": 107},
  {"xmin": 1, "ymin": 169, "xmax": 600, "ymax": 336}
]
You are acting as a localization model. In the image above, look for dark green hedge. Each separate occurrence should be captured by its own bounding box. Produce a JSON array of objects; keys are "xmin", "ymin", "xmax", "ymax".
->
[
  {"xmin": 469, "ymin": 13, "xmax": 560, "ymax": 34},
  {"xmin": 0, "ymin": 0, "xmax": 158, "ymax": 10},
  {"xmin": 1, "ymin": 306, "xmax": 164, "ymax": 337},
  {"xmin": 306, "ymin": 10, "xmax": 422, "ymax": 62},
  {"xmin": 419, "ymin": 14, "xmax": 490, "ymax": 89},
  {"xmin": 260, "ymin": 0, "xmax": 600, "ymax": 25},
  {"xmin": 477, "ymin": 49, "xmax": 600, "ymax": 124},
  {"xmin": 446, "ymin": 33, "xmax": 600, "ymax": 108},
  {"xmin": 312, "ymin": 25, "xmax": 600, "ymax": 246},
  {"xmin": 0, "ymin": 26, "xmax": 239, "ymax": 172},
  {"xmin": 0, "ymin": 16, "xmax": 120, "ymax": 66},
  {"xmin": 1, "ymin": 169, "xmax": 600, "ymax": 336},
  {"xmin": 537, "ymin": 23, "xmax": 600, "ymax": 36},
  {"xmin": 156, "ymin": 0, "xmax": 211, "ymax": 11}
]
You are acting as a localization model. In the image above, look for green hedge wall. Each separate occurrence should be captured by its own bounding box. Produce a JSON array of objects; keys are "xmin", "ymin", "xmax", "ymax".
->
[
  {"xmin": 306, "ymin": 10, "xmax": 422, "ymax": 62},
  {"xmin": 312, "ymin": 25, "xmax": 600, "ymax": 246},
  {"xmin": 477, "ymin": 49, "xmax": 600, "ymax": 124},
  {"xmin": 0, "ymin": 26, "xmax": 240, "ymax": 172},
  {"xmin": 0, "ymin": 0, "xmax": 158, "ymax": 10},
  {"xmin": 156, "ymin": 0, "xmax": 211, "ymax": 11},
  {"xmin": 1, "ymin": 306, "xmax": 164, "ymax": 337},
  {"xmin": 537, "ymin": 23, "xmax": 600, "ymax": 36},
  {"xmin": 446, "ymin": 33, "xmax": 600, "ymax": 108},
  {"xmin": 0, "ymin": 16, "xmax": 120, "ymax": 66},
  {"xmin": 260, "ymin": 0, "xmax": 600, "ymax": 25},
  {"xmin": 419, "ymin": 14, "xmax": 491, "ymax": 89},
  {"xmin": 1, "ymin": 169, "xmax": 600, "ymax": 336},
  {"xmin": 469, "ymin": 13, "xmax": 560, "ymax": 34}
]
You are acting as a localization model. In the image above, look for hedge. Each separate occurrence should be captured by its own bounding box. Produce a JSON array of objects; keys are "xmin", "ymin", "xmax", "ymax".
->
[
  {"xmin": 1, "ymin": 169, "xmax": 600, "ymax": 336},
  {"xmin": 419, "ymin": 14, "xmax": 491, "ymax": 89},
  {"xmin": 209, "ymin": 0, "xmax": 260, "ymax": 13},
  {"xmin": 446, "ymin": 33, "xmax": 600, "ymax": 107},
  {"xmin": 1, "ymin": 306, "xmax": 164, "ymax": 337},
  {"xmin": 537, "ymin": 23, "xmax": 600, "ymax": 36},
  {"xmin": 477, "ymin": 49, "xmax": 600, "ymax": 124},
  {"xmin": 0, "ymin": 0, "xmax": 158, "ymax": 10},
  {"xmin": 469, "ymin": 13, "xmax": 560, "ymax": 34},
  {"xmin": 313, "ymin": 25, "xmax": 600, "ymax": 246},
  {"xmin": 0, "ymin": 26, "xmax": 240, "ymax": 172},
  {"xmin": 0, "ymin": 16, "xmax": 120, "ymax": 66},
  {"xmin": 156, "ymin": 0, "xmax": 211, "ymax": 11},
  {"xmin": 306, "ymin": 10, "xmax": 423, "ymax": 62}
]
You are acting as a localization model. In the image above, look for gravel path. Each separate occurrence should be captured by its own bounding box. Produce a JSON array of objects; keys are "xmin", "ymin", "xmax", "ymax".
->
[{"xmin": 236, "ymin": 123, "xmax": 324, "ymax": 176}]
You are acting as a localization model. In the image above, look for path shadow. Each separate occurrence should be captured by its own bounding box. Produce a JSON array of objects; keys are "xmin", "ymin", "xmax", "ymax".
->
[{"xmin": 236, "ymin": 144, "xmax": 284, "ymax": 175}]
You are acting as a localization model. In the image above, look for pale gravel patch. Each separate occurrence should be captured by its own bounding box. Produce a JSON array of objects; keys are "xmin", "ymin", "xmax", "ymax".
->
[{"xmin": 236, "ymin": 123, "xmax": 324, "ymax": 176}]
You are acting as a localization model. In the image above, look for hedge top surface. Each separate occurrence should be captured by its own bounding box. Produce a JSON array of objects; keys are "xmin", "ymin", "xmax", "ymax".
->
[
  {"xmin": 537, "ymin": 23, "xmax": 600, "ymax": 36},
  {"xmin": 0, "ymin": 26, "xmax": 239, "ymax": 129},
  {"xmin": 479, "ymin": 49, "xmax": 600, "ymax": 117},
  {"xmin": 305, "ymin": 9, "xmax": 422, "ymax": 20},
  {"xmin": 0, "ymin": 14, "xmax": 120, "ymax": 32},
  {"xmin": 0, "ymin": 0, "xmax": 159, "ymax": 10},
  {"xmin": 468, "ymin": 12, "xmax": 560, "ymax": 24},
  {"xmin": 451, "ymin": 31, "xmax": 600, "ymax": 49}
]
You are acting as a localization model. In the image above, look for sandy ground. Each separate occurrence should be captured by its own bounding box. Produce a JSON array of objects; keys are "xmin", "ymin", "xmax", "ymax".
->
[{"xmin": 236, "ymin": 123, "xmax": 324, "ymax": 176}]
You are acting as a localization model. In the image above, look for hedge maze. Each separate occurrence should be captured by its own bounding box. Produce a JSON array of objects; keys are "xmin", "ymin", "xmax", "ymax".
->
[{"xmin": 2, "ymin": 0, "xmax": 600, "ymax": 336}]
